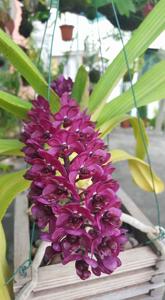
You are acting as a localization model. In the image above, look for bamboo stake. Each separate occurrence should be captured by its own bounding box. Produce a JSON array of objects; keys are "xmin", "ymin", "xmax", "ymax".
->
[
  {"xmin": 121, "ymin": 213, "xmax": 165, "ymax": 256},
  {"xmin": 121, "ymin": 213, "xmax": 158, "ymax": 235}
]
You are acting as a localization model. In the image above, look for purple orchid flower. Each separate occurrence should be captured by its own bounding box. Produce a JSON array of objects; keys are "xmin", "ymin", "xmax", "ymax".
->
[
  {"xmin": 51, "ymin": 75, "xmax": 73, "ymax": 97},
  {"xmin": 47, "ymin": 130, "xmax": 85, "ymax": 158},
  {"xmin": 53, "ymin": 105, "xmax": 80, "ymax": 128},
  {"xmin": 22, "ymin": 75, "xmax": 126, "ymax": 280}
]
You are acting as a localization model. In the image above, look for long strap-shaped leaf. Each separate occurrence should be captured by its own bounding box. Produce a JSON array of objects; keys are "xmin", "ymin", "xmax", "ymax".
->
[
  {"xmin": 0, "ymin": 139, "xmax": 24, "ymax": 156},
  {"xmin": 129, "ymin": 118, "xmax": 149, "ymax": 160},
  {"xmin": 111, "ymin": 149, "xmax": 164, "ymax": 193},
  {"xmin": 0, "ymin": 90, "xmax": 31, "ymax": 118},
  {"xmin": 0, "ymin": 29, "xmax": 60, "ymax": 112},
  {"xmin": 99, "ymin": 115, "xmax": 129, "ymax": 137},
  {"xmin": 89, "ymin": 0, "xmax": 165, "ymax": 113},
  {"xmin": 97, "ymin": 61, "xmax": 165, "ymax": 125},
  {"xmin": 0, "ymin": 222, "xmax": 11, "ymax": 300},
  {"xmin": 99, "ymin": 115, "xmax": 149, "ymax": 160},
  {"xmin": 0, "ymin": 169, "xmax": 30, "ymax": 221},
  {"xmin": 72, "ymin": 66, "xmax": 89, "ymax": 107}
]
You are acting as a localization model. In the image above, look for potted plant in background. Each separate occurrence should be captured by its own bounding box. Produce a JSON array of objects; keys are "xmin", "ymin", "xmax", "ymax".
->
[
  {"xmin": 99, "ymin": 0, "xmax": 156, "ymax": 31},
  {"xmin": 0, "ymin": 0, "xmax": 165, "ymax": 299},
  {"xmin": 83, "ymin": 36, "xmax": 106, "ymax": 87},
  {"xmin": 19, "ymin": 0, "xmax": 50, "ymax": 38},
  {"xmin": 59, "ymin": 0, "xmax": 158, "ymax": 31}
]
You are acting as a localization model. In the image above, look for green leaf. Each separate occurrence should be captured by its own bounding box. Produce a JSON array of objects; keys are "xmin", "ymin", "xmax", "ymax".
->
[
  {"xmin": 99, "ymin": 115, "xmax": 149, "ymax": 160},
  {"xmin": 0, "ymin": 139, "xmax": 24, "ymax": 156},
  {"xmin": 0, "ymin": 169, "xmax": 30, "ymax": 221},
  {"xmin": 89, "ymin": 0, "xmax": 165, "ymax": 113},
  {"xmin": 0, "ymin": 90, "xmax": 31, "ymax": 118},
  {"xmin": 99, "ymin": 114, "xmax": 129, "ymax": 138},
  {"xmin": 0, "ymin": 222, "xmax": 11, "ymax": 299},
  {"xmin": 129, "ymin": 117, "xmax": 149, "ymax": 160},
  {"xmin": 0, "ymin": 29, "xmax": 60, "ymax": 112},
  {"xmin": 92, "ymin": 0, "xmax": 136, "ymax": 15},
  {"xmin": 111, "ymin": 149, "xmax": 164, "ymax": 193},
  {"xmin": 72, "ymin": 66, "xmax": 89, "ymax": 106},
  {"xmin": 114, "ymin": 0, "xmax": 136, "ymax": 17},
  {"xmin": 0, "ymin": 164, "xmax": 13, "ymax": 172},
  {"xmin": 97, "ymin": 61, "xmax": 165, "ymax": 125}
]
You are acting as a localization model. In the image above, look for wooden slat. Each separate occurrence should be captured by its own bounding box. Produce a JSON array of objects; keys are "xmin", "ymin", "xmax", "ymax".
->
[
  {"xmin": 150, "ymin": 286, "xmax": 165, "ymax": 297},
  {"xmin": 131, "ymin": 295, "xmax": 163, "ymax": 300},
  {"xmin": 30, "ymin": 293, "xmax": 164, "ymax": 300},
  {"xmin": 32, "ymin": 246, "xmax": 157, "ymax": 292},
  {"xmin": 155, "ymin": 259, "xmax": 165, "ymax": 273},
  {"xmin": 14, "ymin": 194, "xmax": 31, "ymax": 285},
  {"xmin": 82, "ymin": 282, "xmax": 165, "ymax": 300},
  {"xmin": 29, "ymin": 268, "xmax": 163, "ymax": 300},
  {"xmin": 150, "ymin": 273, "xmax": 165, "ymax": 283}
]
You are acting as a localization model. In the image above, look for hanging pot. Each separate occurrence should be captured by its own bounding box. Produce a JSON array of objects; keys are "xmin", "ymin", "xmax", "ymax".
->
[
  {"xmin": 60, "ymin": 25, "xmax": 74, "ymax": 41},
  {"xmin": 89, "ymin": 69, "xmax": 101, "ymax": 84}
]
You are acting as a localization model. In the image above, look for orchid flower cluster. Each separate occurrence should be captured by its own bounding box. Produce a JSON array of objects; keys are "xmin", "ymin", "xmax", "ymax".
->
[{"xmin": 21, "ymin": 76, "xmax": 127, "ymax": 280}]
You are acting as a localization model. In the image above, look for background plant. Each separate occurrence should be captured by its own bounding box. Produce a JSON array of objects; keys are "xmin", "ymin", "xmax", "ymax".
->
[{"xmin": 0, "ymin": 60, "xmax": 21, "ymax": 139}]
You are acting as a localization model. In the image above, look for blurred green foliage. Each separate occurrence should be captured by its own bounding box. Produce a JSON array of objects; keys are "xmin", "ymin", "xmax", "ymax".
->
[{"xmin": 0, "ymin": 61, "xmax": 21, "ymax": 138}]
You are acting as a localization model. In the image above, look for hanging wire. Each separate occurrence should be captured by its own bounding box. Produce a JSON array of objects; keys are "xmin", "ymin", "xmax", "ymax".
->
[
  {"xmin": 96, "ymin": 13, "xmax": 105, "ymax": 74},
  {"xmin": 76, "ymin": 14, "xmax": 80, "ymax": 72},
  {"xmin": 33, "ymin": 9, "xmax": 50, "ymax": 99},
  {"xmin": 5, "ymin": 0, "xmax": 60, "ymax": 286},
  {"xmin": 36, "ymin": 18, "xmax": 49, "ymax": 66},
  {"xmin": 27, "ymin": 7, "xmax": 52, "ymax": 276},
  {"xmin": 23, "ymin": 4, "xmax": 53, "ymax": 282},
  {"xmin": 111, "ymin": 1, "xmax": 161, "ymax": 231},
  {"xmin": 47, "ymin": 0, "xmax": 59, "ymax": 102}
]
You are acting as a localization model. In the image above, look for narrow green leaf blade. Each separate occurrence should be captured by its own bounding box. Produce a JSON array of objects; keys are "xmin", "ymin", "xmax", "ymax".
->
[
  {"xmin": 0, "ymin": 29, "xmax": 60, "ymax": 112},
  {"xmin": 97, "ymin": 61, "xmax": 165, "ymax": 125},
  {"xmin": 0, "ymin": 139, "xmax": 24, "ymax": 156},
  {"xmin": 111, "ymin": 149, "xmax": 164, "ymax": 193},
  {"xmin": 0, "ymin": 90, "xmax": 31, "ymax": 118},
  {"xmin": 0, "ymin": 169, "xmax": 30, "ymax": 221},
  {"xmin": 99, "ymin": 114, "xmax": 129, "ymax": 138},
  {"xmin": 72, "ymin": 66, "xmax": 89, "ymax": 106},
  {"xmin": 0, "ymin": 222, "xmax": 11, "ymax": 299},
  {"xmin": 129, "ymin": 117, "xmax": 149, "ymax": 160},
  {"xmin": 89, "ymin": 0, "xmax": 165, "ymax": 113},
  {"xmin": 99, "ymin": 115, "xmax": 149, "ymax": 160}
]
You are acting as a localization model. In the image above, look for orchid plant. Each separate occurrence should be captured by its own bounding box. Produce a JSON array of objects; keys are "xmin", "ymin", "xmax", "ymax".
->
[{"xmin": 0, "ymin": 0, "xmax": 165, "ymax": 298}]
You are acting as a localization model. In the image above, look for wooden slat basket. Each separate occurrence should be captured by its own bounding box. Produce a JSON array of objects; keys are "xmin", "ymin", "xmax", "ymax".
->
[{"xmin": 14, "ymin": 189, "xmax": 165, "ymax": 300}]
